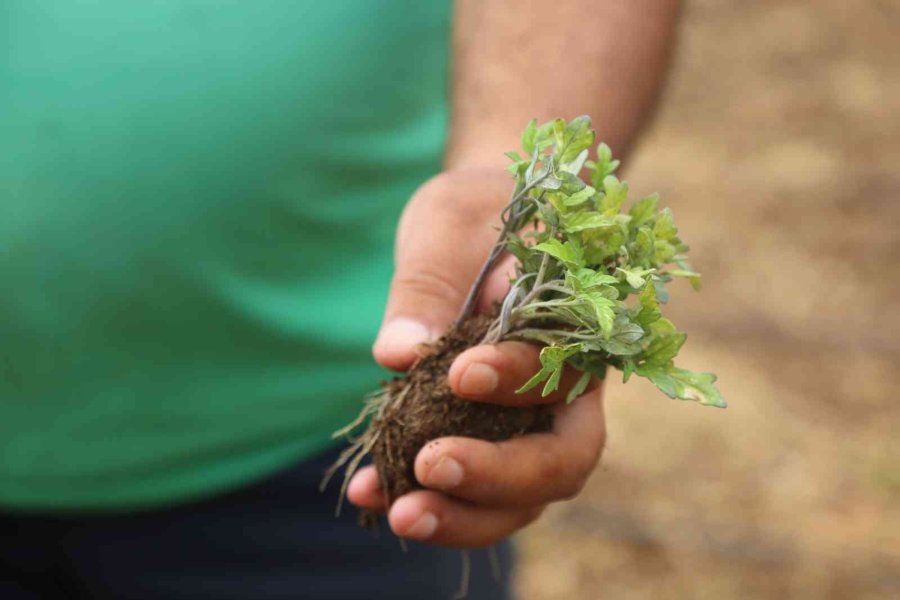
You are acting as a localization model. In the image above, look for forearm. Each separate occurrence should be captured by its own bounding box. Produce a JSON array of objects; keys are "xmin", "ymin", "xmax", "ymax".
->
[{"xmin": 445, "ymin": 0, "xmax": 681, "ymax": 171}]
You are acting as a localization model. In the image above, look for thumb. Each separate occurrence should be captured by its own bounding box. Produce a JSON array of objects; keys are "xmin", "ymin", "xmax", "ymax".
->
[{"xmin": 372, "ymin": 171, "xmax": 510, "ymax": 371}]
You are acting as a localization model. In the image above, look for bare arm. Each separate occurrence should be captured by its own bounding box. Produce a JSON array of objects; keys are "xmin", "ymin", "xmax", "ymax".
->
[{"xmin": 447, "ymin": 0, "xmax": 681, "ymax": 169}]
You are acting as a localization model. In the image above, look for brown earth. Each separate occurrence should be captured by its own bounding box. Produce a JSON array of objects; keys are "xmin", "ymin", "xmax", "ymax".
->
[
  {"xmin": 367, "ymin": 314, "xmax": 551, "ymax": 508},
  {"xmin": 515, "ymin": 1, "xmax": 900, "ymax": 598}
]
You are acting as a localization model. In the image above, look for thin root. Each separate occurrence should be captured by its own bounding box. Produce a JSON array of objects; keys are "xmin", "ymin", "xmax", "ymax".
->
[{"xmin": 453, "ymin": 550, "xmax": 471, "ymax": 600}]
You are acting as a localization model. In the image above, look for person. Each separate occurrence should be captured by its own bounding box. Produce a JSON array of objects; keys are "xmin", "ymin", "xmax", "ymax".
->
[{"xmin": 0, "ymin": 1, "xmax": 680, "ymax": 598}]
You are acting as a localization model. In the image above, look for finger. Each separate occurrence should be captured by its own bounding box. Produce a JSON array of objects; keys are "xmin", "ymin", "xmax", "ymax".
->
[
  {"xmin": 414, "ymin": 388, "xmax": 605, "ymax": 506},
  {"xmin": 372, "ymin": 172, "xmax": 510, "ymax": 371},
  {"xmin": 388, "ymin": 490, "xmax": 544, "ymax": 548},
  {"xmin": 346, "ymin": 465, "xmax": 387, "ymax": 511},
  {"xmin": 448, "ymin": 341, "xmax": 597, "ymax": 405}
]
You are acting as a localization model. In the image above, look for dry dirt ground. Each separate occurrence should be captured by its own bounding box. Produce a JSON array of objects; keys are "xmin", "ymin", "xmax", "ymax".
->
[{"xmin": 515, "ymin": 1, "xmax": 900, "ymax": 599}]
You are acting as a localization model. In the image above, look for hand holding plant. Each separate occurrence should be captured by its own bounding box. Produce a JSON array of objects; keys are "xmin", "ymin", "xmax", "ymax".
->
[{"xmin": 326, "ymin": 116, "xmax": 724, "ymax": 548}]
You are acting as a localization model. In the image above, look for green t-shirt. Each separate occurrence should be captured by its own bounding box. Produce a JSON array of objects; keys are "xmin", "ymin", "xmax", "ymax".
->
[{"xmin": 0, "ymin": 2, "xmax": 450, "ymax": 510}]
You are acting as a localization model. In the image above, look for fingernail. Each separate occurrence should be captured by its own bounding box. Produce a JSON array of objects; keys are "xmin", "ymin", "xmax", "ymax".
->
[
  {"xmin": 374, "ymin": 318, "xmax": 431, "ymax": 355},
  {"xmin": 426, "ymin": 456, "xmax": 464, "ymax": 489},
  {"xmin": 405, "ymin": 512, "xmax": 438, "ymax": 540},
  {"xmin": 458, "ymin": 363, "xmax": 499, "ymax": 396}
]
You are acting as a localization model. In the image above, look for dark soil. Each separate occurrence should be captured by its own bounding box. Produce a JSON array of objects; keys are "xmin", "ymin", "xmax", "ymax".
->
[{"xmin": 365, "ymin": 314, "xmax": 553, "ymax": 518}]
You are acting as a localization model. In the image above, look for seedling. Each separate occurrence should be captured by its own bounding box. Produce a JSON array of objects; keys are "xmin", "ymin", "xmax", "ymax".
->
[{"xmin": 323, "ymin": 116, "xmax": 724, "ymax": 519}]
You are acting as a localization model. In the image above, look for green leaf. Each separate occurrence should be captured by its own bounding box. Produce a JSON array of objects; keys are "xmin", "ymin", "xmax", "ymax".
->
[
  {"xmin": 654, "ymin": 239, "xmax": 677, "ymax": 264},
  {"xmin": 629, "ymin": 193, "xmax": 660, "ymax": 228},
  {"xmin": 590, "ymin": 143, "xmax": 620, "ymax": 187},
  {"xmin": 563, "ymin": 185, "xmax": 596, "ymax": 207},
  {"xmin": 557, "ymin": 115, "xmax": 595, "ymax": 164},
  {"xmin": 542, "ymin": 176, "xmax": 563, "ymax": 190},
  {"xmin": 653, "ymin": 208, "xmax": 678, "ymax": 240},
  {"xmin": 638, "ymin": 364, "xmax": 679, "ymax": 398},
  {"xmin": 599, "ymin": 316, "xmax": 644, "ymax": 356},
  {"xmin": 653, "ymin": 279, "xmax": 670, "ymax": 303},
  {"xmin": 542, "ymin": 366, "xmax": 563, "ymax": 396},
  {"xmin": 561, "ymin": 212, "xmax": 617, "ymax": 233},
  {"xmin": 599, "ymin": 176, "xmax": 629, "ymax": 214},
  {"xmin": 516, "ymin": 344, "xmax": 582, "ymax": 396},
  {"xmin": 616, "ymin": 266, "xmax": 655, "ymax": 289},
  {"xmin": 633, "ymin": 281, "xmax": 662, "ymax": 327},
  {"xmin": 566, "ymin": 267, "xmax": 619, "ymax": 290},
  {"xmin": 504, "ymin": 117, "xmax": 722, "ymax": 410},
  {"xmin": 622, "ymin": 359, "xmax": 635, "ymax": 383},
  {"xmin": 533, "ymin": 239, "xmax": 584, "ymax": 269},
  {"xmin": 583, "ymin": 292, "xmax": 616, "ymax": 336},
  {"xmin": 644, "ymin": 331, "xmax": 687, "ymax": 365},
  {"xmin": 521, "ymin": 118, "xmax": 538, "ymax": 155},
  {"xmin": 570, "ymin": 354, "xmax": 609, "ymax": 380},
  {"xmin": 669, "ymin": 269, "xmax": 702, "ymax": 291},
  {"xmin": 560, "ymin": 148, "xmax": 590, "ymax": 175},
  {"xmin": 669, "ymin": 368, "xmax": 726, "ymax": 407},
  {"xmin": 632, "ymin": 227, "xmax": 656, "ymax": 265},
  {"xmin": 557, "ymin": 171, "xmax": 587, "ymax": 194},
  {"xmin": 566, "ymin": 371, "xmax": 593, "ymax": 403},
  {"xmin": 634, "ymin": 363, "xmax": 725, "ymax": 408},
  {"xmin": 517, "ymin": 368, "xmax": 550, "ymax": 394}
]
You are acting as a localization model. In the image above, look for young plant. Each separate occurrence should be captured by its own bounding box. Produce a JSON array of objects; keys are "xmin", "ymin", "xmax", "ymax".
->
[{"xmin": 324, "ymin": 116, "xmax": 724, "ymax": 518}]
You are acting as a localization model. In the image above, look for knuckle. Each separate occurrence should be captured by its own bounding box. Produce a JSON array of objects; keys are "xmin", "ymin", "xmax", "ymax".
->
[
  {"xmin": 517, "ymin": 504, "xmax": 546, "ymax": 528},
  {"xmin": 535, "ymin": 448, "xmax": 579, "ymax": 500},
  {"xmin": 560, "ymin": 469, "xmax": 589, "ymax": 501},
  {"xmin": 535, "ymin": 446, "xmax": 591, "ymax": 501}
]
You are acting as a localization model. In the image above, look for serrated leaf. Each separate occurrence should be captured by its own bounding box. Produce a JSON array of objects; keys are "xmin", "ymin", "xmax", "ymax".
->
[
  {"xmin": 566, "ymin": 371, "xmax": 592, "ymax": 403},
  {"xmin": 583, "ymin": 292, "xmax": 616, "ymax": 336},
  {"xmin": 506, "ymin": 117, "xmax": 722, "ymax": 410},
  {"xmin": 558, "ymin": 115, "xmax": 595, "ymax": 164},
  {"xmin": 654, "ymin": 239, "xmax": 677, "ymax": 264},
  {"xmin": 632, "ymin": 227, "xmax": 655, "ymax": 265},
  {"xmin": 533, "ymin": 239, "xmax": 584, "ymax": 269},
  {"xmin": 649, "ymin": 317, "xmax": 677, "ymax": 335},
  {"xmin": 644, "ymin": 331, "xmax": 687, "ymax": 365},
  {"xmin": 561, "ymin": 212, "xmax": 617, "ymax": 233},
  {"xmin": 653, "ymin": 279, "xmax": 670, "ymax": 303},
  {"xmin": 563, "ymin": 185, "xmax": 596, "ymax": 207},
  {"xmin": 633, "ymin": 281, "xmax": 662, "ymax": 327},
  {"xmin": 561, "ymin": 148, "xmax": 590, "ymax": 175},
  {"xmin": 521, "ymin": 119, "xmax": 538, "ymax": 155},
  {"xmin": 591, "ymin": 143, "xmax": 620, "ymax": 187},
  {"xmin": 640, "ymin": 364, "xmax": 679, "ymax": 398},
  {"xmin": 669, "ymin": 368, "xmax": 726, "ymax": 407},
  {"xmin": 629, "ymin": 193, "xmax": 660, "ymax": 228},
  {"xmin": 622, "ymin": 359, "xmax": 635, "ymax": 383},
  {"xmin": 542, "ymin": 366, "xmax": 563, "ymax": 396},
  {"xmin": 542, "ymin": 176, "xmax": 563, "ymax": 190},
  {"xmin": 616, "ymin": 266, "xmax": 655, "ymax": 289},
  {"xmin": 669, "ymin": 269, "xmax": 702, "ymax": 290},
  {"xmin": 517, "ymin": 368, "xmax": 551, "ymax": 394},
  {"xmin": 653, "ymin": 208, "xmax": 678, "ymax": 240},
  {"xmin": 599, "ymin": 176, "xmax": 629, "ymax": 214},
  {"xmin": 612, "ymin": 320, "xmax": 645, "ymax": 343},
  {"xmin": 524, "ymin": 146, "xmax": 540, "ymax": 183},
  {"xmin": 567, "ymin": 267, "xmax": 619, "ymax": 290}
]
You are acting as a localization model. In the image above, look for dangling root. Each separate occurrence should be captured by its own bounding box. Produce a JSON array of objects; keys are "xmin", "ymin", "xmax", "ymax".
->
[
  {"xmin": 323, "ymin": 313, "xmax": 552, "ymax": 525},
  {"xmin": 453, "ymin": 550, "xmax": 471, "ymax": 600},
  {"xmin": 320, "ymin": 382, "xmax": 413, "ymax": 516}
]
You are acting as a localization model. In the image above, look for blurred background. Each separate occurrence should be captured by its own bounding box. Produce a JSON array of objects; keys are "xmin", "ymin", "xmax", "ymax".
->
[{"xmin": 515, "ymin": 1, "xmax": 900, "ymax": 598}]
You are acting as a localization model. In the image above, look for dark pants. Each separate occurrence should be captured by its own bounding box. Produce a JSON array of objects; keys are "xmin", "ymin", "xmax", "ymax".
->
[{"xmin": 0, "ymin": 446, "xmax": 513, "ymax": 599}]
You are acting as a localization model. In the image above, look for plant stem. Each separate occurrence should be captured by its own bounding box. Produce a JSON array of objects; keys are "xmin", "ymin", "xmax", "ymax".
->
[{"xmin": 454, "ymin": 173, "xmax": 549, "ymax": 328}]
